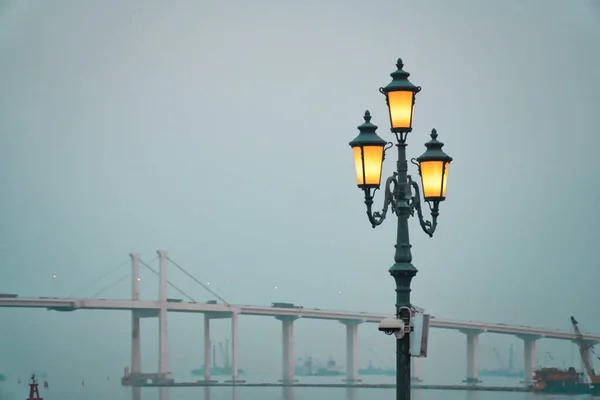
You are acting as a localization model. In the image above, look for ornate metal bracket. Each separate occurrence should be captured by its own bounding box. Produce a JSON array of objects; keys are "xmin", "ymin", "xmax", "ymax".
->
[
  {"xmin": 363, "ymin": 173, "xmax": 440, "ymax": 236},
  {"xmin": 362, "ymin": 144, "xmax": 440, "ymax": 236},
  {"xmin": 407, "ymin": 175, "xmax": 439, "ymax": 237},
  {"xmin": 363, "ymin": 172, "xmax": 397, "ymax": 228}
]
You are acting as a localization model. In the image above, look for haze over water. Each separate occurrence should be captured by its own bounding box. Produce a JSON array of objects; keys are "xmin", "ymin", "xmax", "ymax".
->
[{"xmin": 1, "ymin": 1, "xmax": 600, "ymax": 400}]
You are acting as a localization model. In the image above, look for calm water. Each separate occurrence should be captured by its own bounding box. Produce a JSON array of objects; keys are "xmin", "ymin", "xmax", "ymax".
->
[{"xmin": 0, "ymin": 374, "xmax": 593, "ymax": 400}]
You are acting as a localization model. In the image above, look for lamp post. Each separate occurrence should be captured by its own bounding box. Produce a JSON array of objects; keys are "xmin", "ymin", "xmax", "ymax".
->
[{"xmin": 349, "ymin": 58, "xmax": 453, "ymax": 400}]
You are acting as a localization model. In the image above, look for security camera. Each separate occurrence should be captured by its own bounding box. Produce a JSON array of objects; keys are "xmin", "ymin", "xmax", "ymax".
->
[{"xmin": 378, "ymin": 317, "xmax": 405, "ymax": 339}]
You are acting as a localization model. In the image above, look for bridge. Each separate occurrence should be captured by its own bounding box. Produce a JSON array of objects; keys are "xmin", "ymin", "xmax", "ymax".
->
[
  {"xmin": 2, "ymin": 296, "xmax": 593, "ymax": 340},
  {"xmin": 2, "ymin": 250, "xmax": 598, "ymax": 398}
]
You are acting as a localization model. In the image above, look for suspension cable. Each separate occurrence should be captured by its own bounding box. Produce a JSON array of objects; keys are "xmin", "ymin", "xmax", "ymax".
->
[
  {"xmin": 69, "ymin": 258, "xmax": 129, "ymax": 298},
  {"xmin": 90, "ymin": 273, "xmax": 131, "ymax": 299},
  {"xmin": 138, "ymin": 258, "xmax": 197, "ymax": 303},
  {"xmin": 165, "ymin": 256, "xmax": 229, "ymax": 305}
]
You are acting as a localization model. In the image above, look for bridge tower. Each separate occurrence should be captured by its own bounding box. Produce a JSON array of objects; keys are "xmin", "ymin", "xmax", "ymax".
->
[
  {"xmin": 157, "ymin": 250, "xmax": 170, "ymax": 378},
  {"xmin": 130, "ymin": 253, "xmax": 141, "ymax": 400},
  {"xmin": 157, "ymin": 250, "xmax": 172, "ymax": 400}
]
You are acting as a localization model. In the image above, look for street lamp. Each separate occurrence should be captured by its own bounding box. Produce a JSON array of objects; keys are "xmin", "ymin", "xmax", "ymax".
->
[{"xmin": 349, "ymin": 58, "xmax": 453, "ymax": 400}]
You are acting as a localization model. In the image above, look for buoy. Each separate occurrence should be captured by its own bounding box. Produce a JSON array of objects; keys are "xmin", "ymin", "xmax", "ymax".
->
[{"xmin": 27, "ymin": 374, "xmax": 43, "ymax": 400}]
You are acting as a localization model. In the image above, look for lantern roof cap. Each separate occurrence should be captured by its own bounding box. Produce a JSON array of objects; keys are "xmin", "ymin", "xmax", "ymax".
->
[
  {"xmin": 416, "ymin": 129, "xmax": 453, "ymax": 163},
  {"xmin": 379, "ymin": 58, "xmax": 422, "ymax": 95},
  {"xmin": 349, "ymin": 111, "xmax": 387, "ymax": 147}
]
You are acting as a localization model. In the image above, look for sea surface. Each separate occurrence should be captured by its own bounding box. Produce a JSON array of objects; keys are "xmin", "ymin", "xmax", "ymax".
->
[{"xmin": 0, "ymin": 373, "xmax": 593, "ymax": 400}]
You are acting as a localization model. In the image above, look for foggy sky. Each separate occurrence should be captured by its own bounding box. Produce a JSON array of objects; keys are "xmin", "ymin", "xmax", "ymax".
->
[{"xmin": 1, "ymin": 0, "xmax": 599, "ymax": 382}]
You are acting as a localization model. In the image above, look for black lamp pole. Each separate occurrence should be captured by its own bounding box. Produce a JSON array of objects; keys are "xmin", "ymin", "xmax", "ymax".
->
[{"xmin": 349, "ymin": 59, "xmax": 453, "ymax": 400}]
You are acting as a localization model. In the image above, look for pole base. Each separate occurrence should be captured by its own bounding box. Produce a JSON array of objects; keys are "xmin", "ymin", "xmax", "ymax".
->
[
  {"xmin": 343, "ymin": 379, "xmax": 363, "ymax": 383},
  {"xmin": 224, "ymin": 379, "xmax": 246, "ymax": 384},
  {"xmin": 278, "ymin": 379, "xmax": 299, "ymax": 384},
  {"xmin": 197, "ymin": 379, "xmax": 219, "ymax": 384},
  {"xmin": 462, "ymin": 378, "xmax": 482, "ymax": 384}
]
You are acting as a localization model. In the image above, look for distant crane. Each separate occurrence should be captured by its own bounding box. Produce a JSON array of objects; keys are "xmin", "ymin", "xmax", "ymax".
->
[
  {"xmin": 490, "ymin": 344, "xmax": 517, "ymax": 370},
  {"xmin": 571, "ymin": 316, "xmax": 600, "ymax": 386},
  {"xmin": 218, "ymin": 342, "xmax": 226, "ymax": 369},
  {"xmin": 212, "ymin": 344, "xmax": 217, "ymax": 368},
  {"xmin": 369, "ymin": 348, "xmax": 388, "ymax": 368},
  {"xmin": 544, "ymin": 352, "xmax": 554, "ymax": 365},
  {"xmin": 223, "ymin": 339, "xmax": 231, "ymax": 369},
  {"xmin": 508, "ymin": 344, "xmax": 515, "ymax": 370},
  {"xmin": 493, "ymin": 348, "xmax": 505, "ymax": 369}
]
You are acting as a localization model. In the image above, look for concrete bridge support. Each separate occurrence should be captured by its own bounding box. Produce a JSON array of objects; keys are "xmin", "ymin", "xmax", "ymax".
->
[
  {"xmin": 277, "ymin": 316, "xmax": 299, "ymax": 383},
  {"xmin": 461, "ymin": 329, "xmax": 483, "ymax": 384},
  {"xmin": 519, "ymin": 335, "xmax": 540, "ymax": 384},
  {"xmin": 203, "ymin": 314, "xmax": 212, "ymax": 382},
  {"xmin": 130, "ymin": 253, "xmax": 141, "ymax": 400},
  {"xmin": 341, "ymin": 320, "xmax": 362, "ymax": 383},
  {"xmin": 157, "ymin": 250, "xmax": 170, "ymax": 378},
  {"xmin": 226, "ymin": 311, "xmax": 245, "ymax": 383},
  {"xmin": 157, "ymin": 250, "xmax": 172, "ymax": 400}
]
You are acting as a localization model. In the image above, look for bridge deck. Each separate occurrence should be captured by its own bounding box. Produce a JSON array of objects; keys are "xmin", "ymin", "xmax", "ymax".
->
[{"xmin": 0, "ymin": 297, "xmax": 598, "ymax": 341}]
